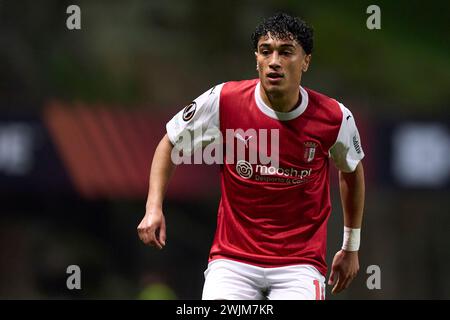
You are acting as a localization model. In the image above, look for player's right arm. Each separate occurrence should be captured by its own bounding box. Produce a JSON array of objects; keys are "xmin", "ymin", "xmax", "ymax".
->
[
  {"xmin": 137, "ymin": 84, "xmax": 223, "ymax": 249},
  {"xmin": 137, "ymin": 134, "xmax": 175, "ymax": 249}
]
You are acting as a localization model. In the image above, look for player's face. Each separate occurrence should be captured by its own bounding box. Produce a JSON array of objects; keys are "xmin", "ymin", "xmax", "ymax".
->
[{"xmin": 255, "ymin": 33, "xmax": 311, "ymax": 95}]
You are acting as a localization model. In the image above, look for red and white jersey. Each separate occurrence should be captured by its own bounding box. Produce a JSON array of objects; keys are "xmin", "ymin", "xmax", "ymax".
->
[{"xmin": 166, "ymin": 79, "xmax": 364, "ymax": 276}]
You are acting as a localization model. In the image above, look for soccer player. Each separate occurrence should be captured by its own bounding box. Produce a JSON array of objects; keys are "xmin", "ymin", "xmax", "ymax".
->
[{"xmin": 137, "ymin": 13, "xmax": 365, "ymax": 300}]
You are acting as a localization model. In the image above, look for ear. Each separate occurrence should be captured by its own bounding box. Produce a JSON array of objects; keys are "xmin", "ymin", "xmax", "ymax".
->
[{"xmin": 302, "ymin": 54, "xmax": 312, "ymax": 72}]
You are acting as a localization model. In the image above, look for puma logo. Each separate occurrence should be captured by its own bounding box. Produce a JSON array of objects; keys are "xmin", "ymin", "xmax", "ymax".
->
[{"xmin": 235, "ymin": 133, "xmax": 253, "ymax": 147}]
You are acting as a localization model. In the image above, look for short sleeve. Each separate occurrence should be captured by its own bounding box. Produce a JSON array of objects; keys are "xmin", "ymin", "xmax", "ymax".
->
[
  {"xmin": 166, "ymin": 83, "xmax": 223, "ymax": 154},
  {"xmin": 329, "ymin": 103, "xmax": 365, "ymax": 172}
]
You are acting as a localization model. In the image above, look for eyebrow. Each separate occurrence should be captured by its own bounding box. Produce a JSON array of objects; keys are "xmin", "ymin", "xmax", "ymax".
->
[{"xmin": 258, "ymin": 43, "xmax": 296, "ymax": 50}]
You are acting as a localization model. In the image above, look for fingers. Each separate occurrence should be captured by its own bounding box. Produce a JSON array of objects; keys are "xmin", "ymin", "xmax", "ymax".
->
[
  {"xmin": 159, "ymin": 217, "xmax": 166, "ymax": 247},
  {"xmin": 137, "ymin": 216, "xmax": 164, "ymax": 249},
  {"xmin": 331, "ymin": 272, "xmax": 355, "ymax": 294},
  {"xmin": 137, "ymin": 224, "xmax": 150, "ymax": 245},
  {"xmin": 331, "ymin": 274, "xmax": 342, "ymax": 294},
  {"xmin": 138, "ymin": 227, "xmax": 161, "ymax": 249},
  {"xmin": 137, "ymin": 221, "xmax": 148, "ymax": 244},
  {"xmin": 150, "ymin": 228, "xmax": 163, "ymax": 249},
  {"xmin": 328, "ymin": 270, "xmax": 336, "ymax": 286}
]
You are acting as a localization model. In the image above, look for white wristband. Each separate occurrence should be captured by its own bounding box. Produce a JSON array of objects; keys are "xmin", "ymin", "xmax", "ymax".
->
[{"xmin": 342, "ymin": 227, "xmax": 361, "ymax": 251}]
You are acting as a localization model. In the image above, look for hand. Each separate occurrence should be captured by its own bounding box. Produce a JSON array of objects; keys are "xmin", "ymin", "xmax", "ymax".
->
[
  {"xmin": 137, "ymin": 206, "xmax": 166, "ymax": 250},
  {"xmin": 328, "ymin": 250, "xmax": 359, "ymax": 294}
]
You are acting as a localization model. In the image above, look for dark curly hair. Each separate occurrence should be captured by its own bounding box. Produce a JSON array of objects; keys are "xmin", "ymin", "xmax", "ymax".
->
[{"xmin": 251, "ymin": 13, "xmax": 314, "ymax": 54}]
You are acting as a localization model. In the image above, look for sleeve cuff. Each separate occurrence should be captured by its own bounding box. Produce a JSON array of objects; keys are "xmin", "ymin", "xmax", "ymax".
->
[{"xmin": 166, "ymin": 122, "xmax": 177, "ymax": 146}]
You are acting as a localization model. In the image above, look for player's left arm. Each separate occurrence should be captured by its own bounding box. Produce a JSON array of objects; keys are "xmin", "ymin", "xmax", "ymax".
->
[
  {"xmin": 328, "ymin": 162, "xmax": 365, "ymax": 294},
  {"xmin": 328, "ymin": 102, "xmax": 366, "ymax": 295}
]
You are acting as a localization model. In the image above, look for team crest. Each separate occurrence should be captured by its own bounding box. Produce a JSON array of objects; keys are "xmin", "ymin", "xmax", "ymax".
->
[
  {"xmin": 182, "ymin": 102, "xmax": 196, "ymax": 121},
  {"xmin": 303, "ymin": 141, "xmax": 317, "ymax": 162}
]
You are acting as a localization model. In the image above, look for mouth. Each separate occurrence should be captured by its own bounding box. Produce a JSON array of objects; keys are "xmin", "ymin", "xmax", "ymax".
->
[
  {"xmin": 267, "ymin": 72, "xmax": 284, "ymax": 79},
  {"xmin": 266, "ymin": 72, "xmax": 284, "ymax": 84}
]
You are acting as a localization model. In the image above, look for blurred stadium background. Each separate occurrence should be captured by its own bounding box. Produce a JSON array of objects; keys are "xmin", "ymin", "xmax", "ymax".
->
[{"xmin": 0, "ymin": 0, "xmax": 449, "ymax": 299}]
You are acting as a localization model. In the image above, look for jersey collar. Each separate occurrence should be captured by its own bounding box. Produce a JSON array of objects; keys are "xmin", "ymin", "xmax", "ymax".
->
[{"xmin": 254, "ymin": 81, "xmax": 308, "ymax": 121}]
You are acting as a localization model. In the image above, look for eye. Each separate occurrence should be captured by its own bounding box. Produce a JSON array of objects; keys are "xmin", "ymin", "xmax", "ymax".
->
[
  {"xmin": 261, "ymin": 50, "xmax": 270, "ymax": 55},
  {"xmin": 280, "ymin": 51, "xmax": 292, "ymax": 56}
]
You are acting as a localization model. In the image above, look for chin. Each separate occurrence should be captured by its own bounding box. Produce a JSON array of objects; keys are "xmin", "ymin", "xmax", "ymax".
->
[{"xmin": 263, "ymin": 81, "xmax": 284, "ymax": 94}]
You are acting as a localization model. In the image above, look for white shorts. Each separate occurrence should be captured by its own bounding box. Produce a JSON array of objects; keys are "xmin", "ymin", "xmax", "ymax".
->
[{"xmin": 202, "ymin": 259, "xmax": 326, "ymax": 300}]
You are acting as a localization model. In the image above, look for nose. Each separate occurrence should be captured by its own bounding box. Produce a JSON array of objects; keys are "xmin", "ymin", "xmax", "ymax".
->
[{"xmin": 269, "ymin": 52, "xmax": 281, "ymax": 69}]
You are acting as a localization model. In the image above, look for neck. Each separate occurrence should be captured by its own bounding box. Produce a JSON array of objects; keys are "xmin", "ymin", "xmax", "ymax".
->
[{"xmin": 260, "ymin": 85, "xmax": 301, "ymax": 113}]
